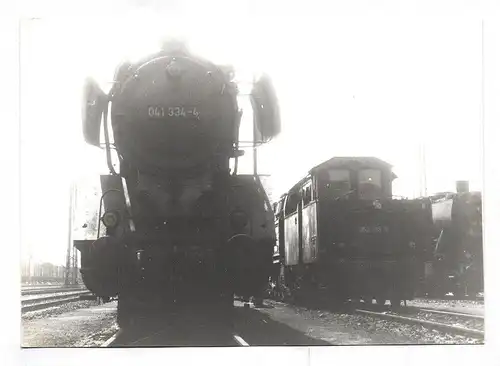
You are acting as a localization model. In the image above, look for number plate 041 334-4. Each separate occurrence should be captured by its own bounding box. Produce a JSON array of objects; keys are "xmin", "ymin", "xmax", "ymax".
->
[{"xmin": 148, "ymin": 106, "xmax": 200, "ymax": 119}]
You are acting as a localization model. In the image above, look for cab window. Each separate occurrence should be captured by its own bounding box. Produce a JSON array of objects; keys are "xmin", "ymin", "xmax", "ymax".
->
[
  {"xmin": 273, "ymin": 198, "xmax": 283, "ymax": 217},
  {"xmin": 358, "ymin": 169, "xmax": 383, "ymax": 200},
  {"xmin": 302, "ymin": 182, "xmax": 312, "ymax": 206},
  {"xmin": 285, "ymin": 191, "xmax": 300, "ymax": 215},
  {"xmin": 325, "ymin": 169, "xmax": 351, "ymax": 198}
]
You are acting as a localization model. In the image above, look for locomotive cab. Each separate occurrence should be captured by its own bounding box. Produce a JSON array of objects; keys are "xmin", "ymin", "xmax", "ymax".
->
[{"xmin": 316, "ymin": 160, "xmax": 395, "ymax": 202}]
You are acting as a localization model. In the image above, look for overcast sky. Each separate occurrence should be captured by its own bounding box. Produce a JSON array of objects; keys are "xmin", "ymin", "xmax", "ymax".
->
[{"xmin": 20, "ymin": 15, "xmax": 483, "ymax": 265}]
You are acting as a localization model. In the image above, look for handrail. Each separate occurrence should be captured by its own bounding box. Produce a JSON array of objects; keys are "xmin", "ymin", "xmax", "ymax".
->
[{"xmin": 102, "ymin": 100, "xmax": 118, "ymax": 176}]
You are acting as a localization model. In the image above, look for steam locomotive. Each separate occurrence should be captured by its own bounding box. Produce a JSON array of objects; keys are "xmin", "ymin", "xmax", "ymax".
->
[
  {"xmin": 75, "ymin": 41, "xmax": 280, "ymax": 327},
  {"xmin": 269, "ymin": 157, "xmax": 433, "ymax": 307},
  {"xmin": 419, "ymin": 184, "xmax": 483, "ymax": 297}
]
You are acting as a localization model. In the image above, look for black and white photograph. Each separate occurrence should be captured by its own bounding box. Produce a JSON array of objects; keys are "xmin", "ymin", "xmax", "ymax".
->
[{"xmin": 13, "ymin": 2, "xmax": 498, "ymax": 360}]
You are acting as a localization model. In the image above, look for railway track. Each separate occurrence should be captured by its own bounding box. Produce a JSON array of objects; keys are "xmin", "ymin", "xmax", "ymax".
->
[
  {"xmin": 354, "ymin": 304, "xmax": 484, "ymax": 339},
  {"xmin": 22, "ymin": 284, "xmax": 64, "ymax": 288},
  {"xmin": 267, "ymin": 291, "xmax": 484, "ymax": 341},
  {"xmin": 100, "ymin": 325, "xmax": 250, "ymax": 347},
  {"xmin": 413, "ymin": 307, "xmax": 484, "ymax": 320},
  {"xmin": 417, "ymin": 294, "xmax": 484, "ymax": 302},
  {"xmin": 22, "ymin": 286, "xmax": 86, "ymax": 296},
  {"xmin": 99, "ymin": 299, "xmax": 259, "ymax": 347},
  {"xmin": 101, "ymin": 330, "xmax": 250, "ymax": 347},
  {"xmin": 21, "ymin": 291, "xmax": 92, "ymax": 313}
]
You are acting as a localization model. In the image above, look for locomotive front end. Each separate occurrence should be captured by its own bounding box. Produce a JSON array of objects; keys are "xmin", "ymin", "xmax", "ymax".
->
[
  {"xmin": 76, "ymin": 42, "xmax": 280, "ymax": 326},
  {"xmin": 427, "ymin": 191, "xmax": 483, "ymax": 297},
  {"xmin": 111, "ymin": 52, "xmax": 238, "ymax": 173}
]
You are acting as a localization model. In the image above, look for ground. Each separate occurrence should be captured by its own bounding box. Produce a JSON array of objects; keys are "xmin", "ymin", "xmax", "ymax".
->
[
  {"xmin": 22, "ymin": 302, "xmax": 118, "ymax": 347},
  {"xmin": 21, "ymin": 298, "xmax": 482, "ymax": 347}
]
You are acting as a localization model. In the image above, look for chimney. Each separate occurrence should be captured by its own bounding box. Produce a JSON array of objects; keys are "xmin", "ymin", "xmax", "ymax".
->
[{"xmin": 456, "ymin": 180, "xmax": 470, "ymax": 194}]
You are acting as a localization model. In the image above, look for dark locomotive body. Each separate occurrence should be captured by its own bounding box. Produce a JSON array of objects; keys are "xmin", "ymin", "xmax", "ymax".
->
[
  {"xmin": 76, "ymin": 43, "xmax": 279, "ymax": 327},
  {"xmin": 271, "ymin": 157, "xmax": 433, "ymax": 306},
  {"xmin": 420, "ymin": 189, "xmax": 483, "ymax": 297}
]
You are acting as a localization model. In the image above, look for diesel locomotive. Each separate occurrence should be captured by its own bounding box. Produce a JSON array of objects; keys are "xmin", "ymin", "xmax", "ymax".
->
[
  {"xmin": 270, "ymin": 157, "xmax": 433, "ymax": 307},
  {"xmin": 75, "ymin": 41, "xmax": 280, "ymax": 327}
]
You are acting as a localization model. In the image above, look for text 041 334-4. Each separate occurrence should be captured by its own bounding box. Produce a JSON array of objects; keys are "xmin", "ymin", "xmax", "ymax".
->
[{"xmin": 148, "ymin": 106, "xmax": 200, "ymax": 119}]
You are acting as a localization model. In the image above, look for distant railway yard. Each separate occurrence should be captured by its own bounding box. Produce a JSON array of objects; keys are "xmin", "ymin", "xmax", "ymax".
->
[{"xmin": 21, "ymin": 285, "xmax": 484, "ymax": 347}]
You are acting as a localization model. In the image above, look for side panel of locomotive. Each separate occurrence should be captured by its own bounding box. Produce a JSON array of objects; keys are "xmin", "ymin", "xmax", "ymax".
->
[
  {"xmin": 283, "ymin": 190, "xmax": 301, "ymax": 266},
  {"xmin": 272, "ymin": 195, "xmax": 286, "ymax": 266},
  {"xmin": 302, "ymin": 202, "xmax": 319, "ymax": 264}
]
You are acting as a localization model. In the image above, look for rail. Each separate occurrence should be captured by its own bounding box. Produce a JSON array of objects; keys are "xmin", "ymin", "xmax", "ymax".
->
[
  {"xmin": 21, "ymin": 291, "xmax": 92, "ymax": 313},
  {"xmin": 354, "ymin": 309, "xmax": 484, "ymax": 339}
]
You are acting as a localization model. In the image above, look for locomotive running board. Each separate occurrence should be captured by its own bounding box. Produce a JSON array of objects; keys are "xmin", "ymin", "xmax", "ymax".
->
[
  {"xmin": 74, "ymin": 240, "xmax": 94, "ymax": 271},
  {"xmin": 74, "ymin": 239, "xmax": 94, "ymax": 252}
]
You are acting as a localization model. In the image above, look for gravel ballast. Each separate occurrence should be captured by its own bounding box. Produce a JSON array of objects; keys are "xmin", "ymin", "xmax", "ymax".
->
[
  {"xmin": 22, "ymin": 302, "xmax": 118, "ymax": 347},
  {"xmin": 260, "ymin": 300, "xmax": 483, "ymax": 345}
]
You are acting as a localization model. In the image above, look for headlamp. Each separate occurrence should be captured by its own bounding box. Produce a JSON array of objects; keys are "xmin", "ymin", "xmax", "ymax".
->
[{"xmin": 101, "ymin": 211, "xmax": 120, "ymax": 228}]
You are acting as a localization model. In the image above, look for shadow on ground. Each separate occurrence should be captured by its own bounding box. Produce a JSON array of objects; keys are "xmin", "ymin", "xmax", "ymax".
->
[
  {"xmin": 110, "ymin": 305, "xmax": 332, "ymax": 347},
  {"xmin": 232, "ymin": 306, "xmax": 331, "ymax": 346}
]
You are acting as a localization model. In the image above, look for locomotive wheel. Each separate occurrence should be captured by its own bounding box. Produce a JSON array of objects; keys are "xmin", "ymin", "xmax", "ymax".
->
[
  {"xmin": 275, "ymin": 264, "xmax": 293, "ymax": 302},
  {"xmin": 350, "ymin": 297, "xmax": 361, "ymax": 305},
  {"xmin": 273, "ymin": 283, "xmax": 288, "ymax": 302},
  {"xmin": 252, "ymin": 296, "xmax": 264, "ymax": 307},
  {"xmin": 270, "ymin": 281, "xmax": 285, "ymax": 301},
  {"xmin": 430, "ymin": 288, "xmax": 446, "ymax": 298},
  {"xmin": 331, "ymin": 295, "xmax": 348, "ymax": 307},
  {"xmin": 375, "ymin": 297, "xmax": 386, "ymax": 306},
  {"xmin": 289, "ymin": 273, "xmax": 313, "ymax": 306},
  {"xmin": 390, "ymin": 298, "xmax": 402, "ymax": 308},
  {"xmin": 453, "ymin": 285, "xmax": 467, "ymax": 299}
]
